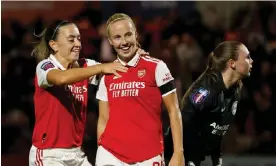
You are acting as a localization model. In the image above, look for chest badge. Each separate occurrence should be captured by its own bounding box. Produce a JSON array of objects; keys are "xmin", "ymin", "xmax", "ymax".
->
[
  {"xmin": 137, "ymin": 69, "xmax": 146, "ymax": 78},
  {"xmin": 192, "ymin": 87, "xmax": 210, "ymax": 104}
]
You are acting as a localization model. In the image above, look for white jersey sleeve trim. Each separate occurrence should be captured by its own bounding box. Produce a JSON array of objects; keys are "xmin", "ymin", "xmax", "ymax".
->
[
  {"xmin": 155, "ymin": 61, "xmax": 174, "ymax": 87},
  {"xmin": 36, "ymin": 59, "xmax": 58, "ymax": 88},
  {"xmin": 162, "ymin": 88, "xmax": 176, "ymax": 97},
  {"xmin": 96, "ymin": 76, "xmax": 108, "ymax": 101},
  {"xmin": 86, "ymin": 59, "xmax": 101, "ymax": 85}
]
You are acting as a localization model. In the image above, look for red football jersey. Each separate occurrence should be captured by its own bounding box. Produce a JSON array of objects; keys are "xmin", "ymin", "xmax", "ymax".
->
[
  {"xmin": 32, "ymin": 54, "xmax": 98, "ymax": 149},
  {"xmin": 96, "ymin": 53, "xmax": 176, "ymax": 163}
]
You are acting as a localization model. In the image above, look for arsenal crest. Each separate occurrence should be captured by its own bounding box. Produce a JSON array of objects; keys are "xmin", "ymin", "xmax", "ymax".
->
[{"xmin": 137, "ymin": 69, "xmax": 146, "ymax": 78}]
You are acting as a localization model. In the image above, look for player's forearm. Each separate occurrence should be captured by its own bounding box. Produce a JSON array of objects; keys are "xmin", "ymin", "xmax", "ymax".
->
[
  {"xmin": 168, "ymin": 108, "xmax": 184, "ymax": 153},
  {"xmin": 97, "ymin": 119, "xmax": 107, "ymax": 142},
  {"xmin": 48, "ymin": 64, "xmax": 102, "ymax": 86}
]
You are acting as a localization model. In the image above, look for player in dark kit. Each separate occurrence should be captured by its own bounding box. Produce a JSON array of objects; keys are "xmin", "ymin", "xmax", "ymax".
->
[{"xmin": 164, "ymin": 41, "xmax": 253, "ymax": 166}]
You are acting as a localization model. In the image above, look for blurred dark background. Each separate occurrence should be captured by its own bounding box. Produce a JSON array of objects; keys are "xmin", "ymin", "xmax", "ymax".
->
[{"xmin": 1, "ymin": 1, "xmax": 276, "ymax": 166}]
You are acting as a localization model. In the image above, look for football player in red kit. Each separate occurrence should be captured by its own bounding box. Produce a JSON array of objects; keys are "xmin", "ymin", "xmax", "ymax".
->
[
  {"xmin": 29, "ymin": 20, "xmax": 128, "ymax": 166},
  {"xmin": 96, "ymin": 13, "xmax": 185, "ymax": 166}
]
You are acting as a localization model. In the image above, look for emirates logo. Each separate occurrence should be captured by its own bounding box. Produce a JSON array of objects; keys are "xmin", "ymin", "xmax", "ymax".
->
[{"xmin": 137, "ymin": 69, "xmax": 146, "ymax": 78}]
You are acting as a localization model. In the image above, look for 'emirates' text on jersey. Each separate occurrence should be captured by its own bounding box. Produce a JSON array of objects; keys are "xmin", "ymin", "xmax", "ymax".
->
[
  {"xmin": 33, "ymin": 54, "xmax": 98, "ymax": 149},
  {"xmin": 96, "ymin": 53, "xmax": 176, "ymax": 163}
]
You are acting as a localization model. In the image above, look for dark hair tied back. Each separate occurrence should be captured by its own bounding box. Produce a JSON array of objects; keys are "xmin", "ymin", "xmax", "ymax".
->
[{"xmin": 32, "ymin": 20, "xmax": 72, "ymax": 62}]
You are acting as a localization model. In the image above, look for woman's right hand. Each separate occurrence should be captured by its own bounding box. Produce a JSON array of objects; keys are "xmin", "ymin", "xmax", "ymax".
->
[{"xmin": 99, "ymin": 62, "xmax": 128, "ymax": 78}]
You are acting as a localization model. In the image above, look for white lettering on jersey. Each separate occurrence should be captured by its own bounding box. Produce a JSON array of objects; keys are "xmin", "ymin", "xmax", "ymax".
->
[
  {"xmin": 109, "ymin": 81, "xmax": 146, "ymax": 90},
  {"xmin": 210, "ymin": 122, "xmax": 229, "ymax": 136},
  {"xmin": 110, "ymin": 81, "xmax": 145, "ymax": 98},
  {"xmin": 96, "ymin": 78, "xmax": 146, "ymax": 101},
  {"xmin": 65, "ymin": 85, "xmax": 87, "ymax": 102}
]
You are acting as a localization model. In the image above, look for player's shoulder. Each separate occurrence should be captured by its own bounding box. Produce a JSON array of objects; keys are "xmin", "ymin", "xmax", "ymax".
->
[
  {"xmin": 37, "ymin": 58, "xmax": 52, "ymax": 67},
  {"xmin": 83, "ymin": 58, "xmax": 99, "ymax": 64},
  {"xmin": 188, "ymin": 85, "xmax": 210, "ymax": 103},
  {"xmin": 140, "ymin": 56, "xmax": 170, "ymax": 72},
  {"xmin": 82, "ymin": 58, "xmax": 100, "ymax": 67},
  {"xmin": 196, "ymin": 72, "xmax": 223, "ymax": 94},
  {"xmin": 36, "ymin": 58, "xmax": 56, "ymax": 71},
  {"xmin": 140, "ymin": 55, "xmax": 163, "ymax": 65},
  {"xmin": 188, "ymin": 77, "xmax": 220, "ymax": 105}
]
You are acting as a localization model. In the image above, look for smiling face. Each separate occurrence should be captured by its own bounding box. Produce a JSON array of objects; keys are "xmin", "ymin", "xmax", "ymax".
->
[
  {"xmin": 107, "ymin": 19, "xmax": 138, "ymax": 62},
  {"xmin": 49, "ymin": 24, "xmax": 82, "ymax": 63}
]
